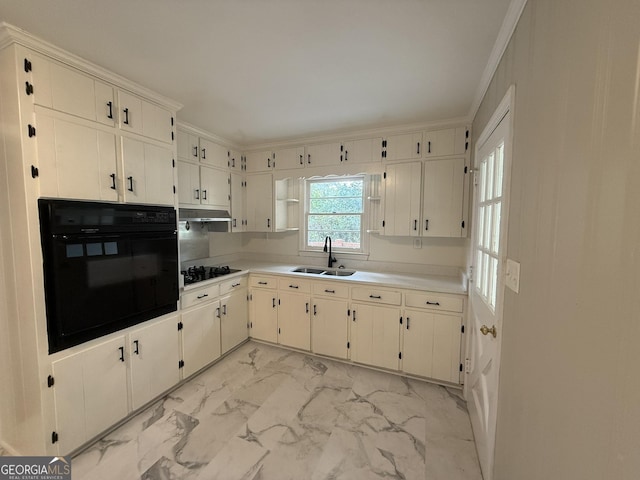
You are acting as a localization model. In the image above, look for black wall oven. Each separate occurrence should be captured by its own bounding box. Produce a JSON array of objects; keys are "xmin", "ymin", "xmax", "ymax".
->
[{"xmin": 39, "ymin": 199, "xmax": 179, "ymax": 353}]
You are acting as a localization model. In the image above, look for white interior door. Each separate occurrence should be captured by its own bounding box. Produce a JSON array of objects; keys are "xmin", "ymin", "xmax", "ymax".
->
[{"xmin": 466, "ymin": 88, "xmax": 513, "ymax": 480}]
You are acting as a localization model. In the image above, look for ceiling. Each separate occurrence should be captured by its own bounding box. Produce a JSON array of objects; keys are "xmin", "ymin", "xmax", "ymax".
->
[{"xmin": 0, "ymin": 0, "xmax": 513, "ymax": 146}]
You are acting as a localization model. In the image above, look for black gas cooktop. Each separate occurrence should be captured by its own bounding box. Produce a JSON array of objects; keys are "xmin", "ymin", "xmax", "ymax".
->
[{"xmin": 181, "ymin": 265, "xmax": 241, "ymax": 285}]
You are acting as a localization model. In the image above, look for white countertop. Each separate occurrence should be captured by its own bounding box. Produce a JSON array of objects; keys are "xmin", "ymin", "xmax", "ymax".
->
[{"xmin": 183, "ymin": 261, "xmax": 467, "ymax": 295}]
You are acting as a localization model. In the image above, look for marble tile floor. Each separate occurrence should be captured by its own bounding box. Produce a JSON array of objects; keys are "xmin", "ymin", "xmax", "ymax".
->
[{"xmin": 71, "ymin": 341, "xmax": 482, "ymax": 480}]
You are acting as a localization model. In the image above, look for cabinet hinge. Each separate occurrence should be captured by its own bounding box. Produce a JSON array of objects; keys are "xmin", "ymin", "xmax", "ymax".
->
[
  {"xmin": 171, "ymin": 117, "xmax": 174, "ymax": 126},
  {"xmin": 173, "ymin": 185, "xmax": 176, "ymax": 194},
  {"xmin": 347, "ymin": 341, "xmax": 350, "ymax": 349},
  {"xmin": 47, "ymin": 375, "xmax": 54, "ymax": 388},
  {"xmin": 459, "ymin": 363, "xmax": 464, "ymax": 372},
  {"xmin": 382, "ymin": 151, "xmax": 387, "ymax": 158},
  {"xmin": 28, "ymin": 124, "xmax": 36, "ymax": 138},
  {"xmin": 24, "ymin": 58, "xmax": 32, "ymax": 72},
  {"xmin": 347, "ymin": 309, "xmax": 351, "ymax": 316},
  {"xmin": 177, "ymin": 321, "xmax": 183, "ymax": 330},
  {"xmin": 179, "ymin": 360, "xmax": 185, "ymax": 369},
  {"xmin": 250, "ymin": 321, "xmax": 253, "ymax": 328},
  {"xmin": 25, "ymin": 81, "xmax": 34, "ymax": 95},
  {"xmin": 51, "ymin": 431, "xmax": 58, "ymax": 444},
  {"xmin": 382, "ymin": 140, "xmax": 387, "ymax": 148},
  {"xmin": 171, "ymin": 131, "xmax": 175, "ymax": 141},
  {"xmin": 399, "ymin": 316, "xmax": 403, "ymax": 325},
  {"xmin": 383, "ymin": 171, "xmax": 387, "ymax": 179},
  {"xmin": 172, "ymin": 158, "xmax": 175, "ymax": 168},
  {"xmin": 461, "ymin": 220, "xmax": 465, "ymax": 228},
  {"xmin": 278, "ymin": 327, "xmax": 281, "ymax": 334},
  {"xmin": 31, "ymin": 165, "xmax": 39, "ymax": 178},
  {"xmin": 382, "ymin": 220, "xmax": 385, "ymax": 228},
  {"xmin": 399, "ymin": 352, "xmax": 402, "ymax": 360},
  {"xmin": 461, "ymin": 325, "xmax": 465, "ymax": 333},
  {"xmin": 464, "ymin": 166, "xmax": 468, "ymax": 174}
]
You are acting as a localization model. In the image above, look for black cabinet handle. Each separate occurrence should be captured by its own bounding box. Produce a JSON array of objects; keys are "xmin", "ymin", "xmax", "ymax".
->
[
  {"xmin": 233, "ymin": 219, "xmax": 237, "ymax": 227},
  {"xmin": 222, "ymin": 304, "xmax": 227, "ymax": 316},
  {"xmin": 216, "ymin": 307, "xmax": 221, "ymax": 318},
  {"xmin": 123, "ymin": 107, "xmax": 129, "ymax": 125},
  {"xmin": 369, "ymin": 295, "xmax": 382, "ymax": 299},
  {"xmin": 407, "ymin": 317, "xmax": 410, "ymax": 330},
  {"xmin": 127, "ymin": 176, "xmax": 133, "ymax": 192},
  {"xmin": 195, "ymin": 189, "xmax": 200, "ymax": 200},
  {"xmin": 426, "ymin": 301, "xmax": 440, "ymax": 306},
  {"xmin": 425, "ymin": 219, "xmax": 429, "ymax": 231},
  {"xmin": 289, "ymin": 285, "xmax": 299, "ymax": 289},
  {"xmin": 324, "ymin": 289, "xmax": 335, "ymax": 294},
  {"xmin": 428, "ymin": 141, "xmax": 431, "ymax": 154},
  {"xmin": 272, "ymin": 298, "xmax": 276, "ymax": 308},
  {"xmin": 345, "ymin": 150, "xmax": 348, "ymax": 161},
  {"xmin": 307, "ymin": 154, "xmax": 311, "ymax": 164},
  {"xmin": 267, "ymin": 158, "xmax": 271, "ymax": 168},
  {"xmin": 267, "ymin": 218, "xmax": 271, "ymax": 229},
  {"xmin": 417, "ymin": 142, "xmax": 420, "ymax": 155},
  {"xmin": 299, "ymin": 154, "xmax": 303, "ymax": 165},
  {"xmin": 414, "ymin": 219, "xmax": 417, "ymax": 231},
  {"xmin": 232, "ymin": 282, "xmax": 241, "ymax": 288},
  {"xmin": 305, "ymin": 303, "xmax": 309, "ymax": 314},
  {"xmin": 193, "ymin": 146, "xmax": 198, "ymax": 158},
  {"xmin": 353, "ymin": 310, "xmax": 357, "ymax": 321},
  {"xmin": 258, "ymin": 281, "xmax": 268, "ymax": 285},
  {"xmin": 107, "ymin": 101, "xmax": 113, "ymax": 119},
  {"xmin": 110, "ymin": 173, "xmax": 116, "ymax": 190},
  {"xmin": 197, "ymin": 293, "xmax": 209, "ymax": 299},
  {"xmin": 313, "ymin": 304, "xmax": 317, "ymax": 316},
  {"xmin": 133, "ymin": 340, "xmax": 139, "ymax": 355},
  {"xmin": 232, "ymin": 158, "xmax": 235, "ymax": 168},
  {"xmin": 202, "ymin": 148, "xmax": 206, "ymax": 160},
  {"xmin": 202, "ymin": 189, "xmax": 207, "ymax": 200},
  {"xmin": 118, "ymin": 346, "xmax": 124, "ymax": 362}
]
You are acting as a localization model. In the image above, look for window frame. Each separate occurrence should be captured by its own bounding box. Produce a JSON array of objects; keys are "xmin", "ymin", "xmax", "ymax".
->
[{"xmin": 300, "ymin": 174, "xmax": 370, "ymax": 256}]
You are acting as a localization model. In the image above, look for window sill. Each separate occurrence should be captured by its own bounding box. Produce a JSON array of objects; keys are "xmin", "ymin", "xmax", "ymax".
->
[{"xmin": 299, "ymin": 250, "xmax": 370, "ymax": 259}]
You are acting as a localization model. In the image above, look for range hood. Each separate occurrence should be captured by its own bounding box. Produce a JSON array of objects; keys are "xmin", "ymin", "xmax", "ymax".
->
[{"xmin": 178, "ymin": 208, "xmax": 231, "ymax": 222}]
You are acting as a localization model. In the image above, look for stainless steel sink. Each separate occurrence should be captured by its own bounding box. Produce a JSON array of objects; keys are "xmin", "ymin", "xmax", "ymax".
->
[
  {"xmin": 292, "ymin": 267, "xmax": 326, "ymax": 274},
  {"xmin": 322, "ymin": 269, "xmax": 356, "ymax": 276}
]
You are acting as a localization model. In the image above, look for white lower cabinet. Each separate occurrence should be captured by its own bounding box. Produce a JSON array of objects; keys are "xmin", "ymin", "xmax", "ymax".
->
[
  {"xmin": 220, "ymin": 281, "xmax": 249, "ymax": 354},
  {"xmin": 51, "ymin": 335, "xmax": 128, "ymax": 454},
  {"xmin": 311, "ymin": 297, "xmax": 349, "ymax": 359},
  {"xmin": 129, "ymin": 315, "xmax": 181, "ymax": 410},
  {"xmin": 402, "ymin": 310, "xmax": 462, "ymax": 383},
  {"xmin": 350, "ymin": 303, "xmax": 401, "ymax": 371},
  {"xmin": 277, "ymin": 291, "xmax": 311, "ymax": 350},
  {"xmin": 249, "ymin": 288, "xmax": 279, "ymax": 343},
  {"xmin": 181, "ymin": 301, "xmax": 222, "ymax": 378}
]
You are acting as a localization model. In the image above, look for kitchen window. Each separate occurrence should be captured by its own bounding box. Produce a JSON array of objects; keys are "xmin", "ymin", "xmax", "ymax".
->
[{"xmin": 303, "ymin": 176, "xmax": 368, "ymax": 254}]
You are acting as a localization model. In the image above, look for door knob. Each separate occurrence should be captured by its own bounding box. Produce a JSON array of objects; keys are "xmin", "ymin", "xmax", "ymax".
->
[{"xmin": 480, "ymin": 324, "xmax": 497, "ymax": 338}]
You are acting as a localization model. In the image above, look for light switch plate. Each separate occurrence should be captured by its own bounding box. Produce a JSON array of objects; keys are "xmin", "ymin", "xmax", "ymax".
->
[{"xmin": 505, "ymin": 258, "xmax": 520, "ymax": 293}]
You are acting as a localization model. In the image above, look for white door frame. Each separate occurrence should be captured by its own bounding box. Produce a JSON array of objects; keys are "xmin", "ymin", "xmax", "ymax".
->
[{"xmin": 465, "ymin": 84, "xmax": 515, "ymax": 480}]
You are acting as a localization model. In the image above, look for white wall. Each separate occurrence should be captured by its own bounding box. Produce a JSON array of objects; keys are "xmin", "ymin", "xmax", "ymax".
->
[{"xmin": 473, "ymin": 0, "xmax": 640, "ymax": 478}]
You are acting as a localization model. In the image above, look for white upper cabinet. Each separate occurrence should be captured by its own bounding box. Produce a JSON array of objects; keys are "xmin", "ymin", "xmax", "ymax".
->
[
  {"xmin": 383, "ymin": 132, "xmax": 423, "ymax": 161},
  {"xmin": 305, "ymin": 142, "xmax": 342, "ymax": 167},
  {"xmin": 245, "ymin": 173, "xmax": 273, "ymax": 232},
  {"xmin": 273, "ymin": 146, "xmax": 305, "ymax": 170},
  {"xmin": 37, "ymin": 112, "xmax": 118, "ymax": 202},
  {"xmin": 422, "ymin": 157, "xmax": 465, "ymax": 237},
  {"xmin": 199, "ymin": 138, "xmax": 228, "ymax": 169},
  {"xmin": 228, "ymin": 149, "xmax": 243, "ymax": 170},
  {"xmin": 341, "ymin": 137, "xmax": 382, "ymax": 164},
  {"xmin": 423, "ymin": 127, "xmax": 468, "ymax": 158},
  {"xmin": 230, "ymin": 172, "xmax": 246, "ymax": 232},
  {"xmin": 200, "ymin": 166, "xmax": 230, "ymax": 209},
  {"xmin": 177, "ymin": 160, "xmax": 200, "ymax": 205},
  {"xmin": 383, "ymin": 162, "xmax": 422, "ymax": 236},
  {"xmin": 121, "ymin": 137, "xmax": 175, "ymax": 205},
  {"xmin": 118, "ymin": 90, "xmax": 174, "ymax": 144},
  {"xmin": 177, "ymin": 130, "xmax": 200, "ymax": 162},
  {"xmin": 245, "ymin": 150, "xmax": 273, "ymax": 173}
]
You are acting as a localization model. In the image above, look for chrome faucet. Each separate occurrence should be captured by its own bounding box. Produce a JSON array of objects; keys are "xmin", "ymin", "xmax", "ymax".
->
[{"xmin": 323, "ymin": 236, "xmax": 337, "ymax": 268}]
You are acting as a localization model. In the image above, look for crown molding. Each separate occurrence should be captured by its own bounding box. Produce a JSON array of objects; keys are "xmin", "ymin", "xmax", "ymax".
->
[
  {"xmin": 176, "ymin": 121, "xmax": 243, "ymax": 150},
  {"xmin": 0, "ymin": 22, "xmax": 183, "ymax": 111},
  {"xmin": 467, "ymin": 0, "xmax": 528, "ymax": 121}
]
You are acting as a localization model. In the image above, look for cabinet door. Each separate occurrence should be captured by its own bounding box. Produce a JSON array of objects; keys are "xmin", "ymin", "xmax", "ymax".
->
[
  {"xmin": 141, "ymin": 101, "xmax": 174, "ymax": 144},
  {"xmin": 342, "ymin": 137, "xmax": 382, "ymax": 165},
  {"xmin": 122, "ymin": 137, "xmax": 175, "ymax": 205},
  {"xmin": 200, "ymin": 166, "xmax": 230, "ymax": 209},
  {"xmin": 274, "ymin": 146, "xmax": 305, "ymax": 170},
  {"xmin": 384, "ymin": 132, "xmax": 422, "ymax": 161},
  {"xmin": 311, "ymin": 297, "xmax": 349, "ymax": 359},
  {"xmin": 228, "ymin": 149, "xmax": 242, "ymax": 170},
  {"xmin": 94, "ymin": 81, "xmax": 116, "ymax": 127},
  {"xmin": 245, "ymin": 173, "xmax": 273, "ymax": 232},
  {"xmin": 403, "ymin": 309, "xmax": 462, "ymax": 383},
  {"xmin": 177, "ymin": 130, "xmax": 200, "ymax": 161},
  {"xmin": 220, "ymin": 289, "xmax": 248, "ymax": 354},
  {"xmin": 118, "ymin": 90, "xmax": 143, "ymax": 135},
  {"xmin": 249, "ymin": 289, "xmax": 278, "ymax": 342},
  {"xmin": 181, "ymin": 301, "xmax": 222, "ymax": 378},
  {"xmin": 51, "ymin": 350, "xmax": 86, "ymax": 454},
  {"xmin": 423, "ymin": 127, "xmax": 467, "ymax": 158},
  {"xmin": 245, "ymin": 150, "xmax": 273, "ymax": 173},
  {"xmin": 200, "ymin": 138, "xmax": 228, "ymax": 169},
  {"xmin": 37, "ymin": 113, "xmax": 118, "ymax": 202},
  {"xmin": 383, "ymin": 162, "xmax": 422, "ymax": 236},
  {"xmin": 305, "ymin": 142, "xmax": 341, "ymax": 167},
  {"xmin": 178, "ymin": 161, "xmax": 200, "ymax": 205},
  {"xmin": 129, "ymin": 315, "xmax": 181, "ymax": 410},
  {"xmin": 422, "ymin": 158, "xmax": 465, "ymax": 237},
  {"xmin": 351, "ymin": 303, "xmax": 400, "ymax": 370},
  {"xmin": 277, "ymin": 291, "xmax": 311, "ymax": 351},
  {"xmin": 230, "ymin": 172, "xmax": 245, "ymax": 232}
]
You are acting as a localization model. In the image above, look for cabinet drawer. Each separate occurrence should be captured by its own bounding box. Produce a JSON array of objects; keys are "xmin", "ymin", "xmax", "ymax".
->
[
  {"xmin": 312, "ymin": 281, "xmax": 349, "ymax": 299},
  {"xmin": 250, "ymin": 275, "xmax": 277, "ymax": 289},
  {"xmin": 405, "ymin": 292, "xmax": 464, "ymax": 313},
  {"xmin": 278, "ymin": 277, "xmax": 311, "ymax": 294},
  {"xmin": 352, "ymin": 287, "xmax": 401, "ymax": 306},
  {"xmin": 220, "ymin": 276, "xmax": 247, "ymax": 296},
  {"xmin": 181, "ymin": 284, "xmax": 220, "ymax": 309}
]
